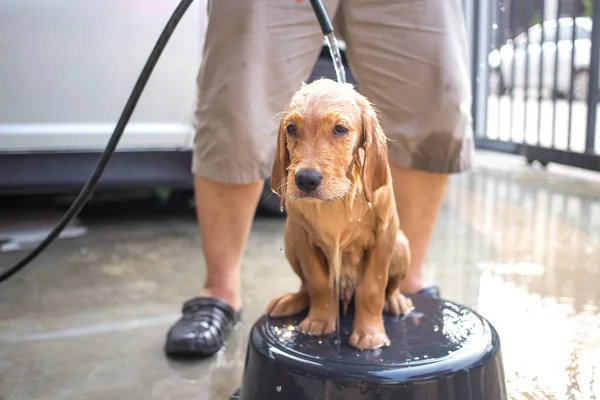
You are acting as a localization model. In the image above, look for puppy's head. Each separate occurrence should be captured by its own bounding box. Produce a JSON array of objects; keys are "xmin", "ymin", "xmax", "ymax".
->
[{"xmin": 270, "ymin": 79, "xmax": 389, "ymax": 206}]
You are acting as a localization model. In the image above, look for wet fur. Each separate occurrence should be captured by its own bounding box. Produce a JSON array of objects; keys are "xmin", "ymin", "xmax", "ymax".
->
[{"xmin": 266, "ymin": 78, "xmax": 413, "ymax": 351}]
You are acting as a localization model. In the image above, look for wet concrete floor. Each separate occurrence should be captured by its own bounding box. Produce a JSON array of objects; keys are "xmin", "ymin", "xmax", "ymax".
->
[{"xmin": 0, "ymin": 150, "xmax": 599, "ymax": 400}]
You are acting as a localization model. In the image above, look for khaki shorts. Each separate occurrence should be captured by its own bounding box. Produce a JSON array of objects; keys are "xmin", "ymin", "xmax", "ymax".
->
[{"xmin": 192, "ymin": 0, "xmax": 474, "ymax": 184}]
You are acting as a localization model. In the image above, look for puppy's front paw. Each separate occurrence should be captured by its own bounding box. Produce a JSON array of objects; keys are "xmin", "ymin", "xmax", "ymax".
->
[
  {"xmin": 349, "ymin": 320, "xmax": 390, "ymax": 350},
  {"xmin": 384, "ymin": 290, "xmax": 414, "ymax": 316},
  {"xmin": 298, "ymin": 313, "xmax": 336, "ymax": 336},
  {"xmin": 266, "ymin": 291, "xmax": 309, "ymax": 317}
]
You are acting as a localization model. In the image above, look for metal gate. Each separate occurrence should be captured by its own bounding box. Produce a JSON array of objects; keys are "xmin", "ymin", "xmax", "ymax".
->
[{"xmin": 466, "ymin": 0, "xmax": 600, "ymax": 171}]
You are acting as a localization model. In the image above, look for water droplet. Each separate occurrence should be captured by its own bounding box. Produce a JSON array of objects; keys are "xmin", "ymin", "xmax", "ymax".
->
[
  {"xmin": 433, "ymin": 325, "xmax": 439, "ymax": 332},
  {"xmin": 414, "ymin": 356, "xmax": 420, "ymax": 360},
  {"xmin": 349, "ymin": 217, "xmax": 354, "ymax": 222},
  {"xmin": 357, "ymin": 218, "xmax": 362, "ymax": 222},
  {"xmin": 279, "ymin": 206, "xmax": 284, "ymax": 213},
  {"xmin": 423, "ymin": 355, "xmax": 429, "ymax": 359},
  {"xmin": 492, "ymin": 23, "xmax": 498, "ymax": 30},
  {"xmin": 324, "ymin": 32, "xmax": 347, "ymax": 83},
  {"xmin": 276, "ymin": 386, "xmax": 282, "ymax": 392},
  {"xmin": 318, "ymin": 340, "xmax": 322, "ymax": 344},
  {"xmin": 500, "ymin": 6, "xmax": 506, "ymax": 12},
  {"xmin": 80, "ymin": 247, "xmax": 88, "ymax": 255},
  {"xmin": 280, "ymin": 248, "xmax": 283, "ymax": 252}
]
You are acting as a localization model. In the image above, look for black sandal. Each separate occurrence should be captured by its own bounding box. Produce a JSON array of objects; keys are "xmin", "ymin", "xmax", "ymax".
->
[{"xmin": 164, "ymin": 297, "xmax": 242, "ymax": 358}]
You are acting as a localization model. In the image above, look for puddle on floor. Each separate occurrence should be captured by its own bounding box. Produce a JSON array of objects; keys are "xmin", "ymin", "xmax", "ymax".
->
[
  {"xmin": 440, "ymin": 159, "xmax": 600, "ymax": 399},
  {"xmin": 0, "ymin": 208, "xmax": 87, "ymax": 252}
]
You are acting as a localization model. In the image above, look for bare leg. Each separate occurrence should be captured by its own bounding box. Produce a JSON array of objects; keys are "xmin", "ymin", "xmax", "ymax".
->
[
  {"xmin": 389, "ymin": 164, "xmax": 448, "ymax": 294},
  {"xmin": 194, "ymin": 175, "xmax": 264, "ymax": 311},
  {"xmin": 165, "ymin": 175, "xmax": 264, "ymax": 358}
]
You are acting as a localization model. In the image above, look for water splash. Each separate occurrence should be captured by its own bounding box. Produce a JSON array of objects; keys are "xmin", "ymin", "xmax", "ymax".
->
[
  {"xmin": 324, "ymin": 32, "xmax": 346, "ymax": 84},
  {"xmin": 331, "ymin": 270, "xmax": 342, "ymax": 358},
  {"xmin": 335, "ymin": 287, "xmax": 341, "ymax": 355}
]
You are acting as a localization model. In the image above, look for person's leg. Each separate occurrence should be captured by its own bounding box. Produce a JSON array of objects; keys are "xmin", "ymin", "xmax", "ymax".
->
[
  {"xmin": 389, "ymin": 166, "xmax": 448, "ymax": 294},
  {"xmin": 194, "ymin": 177, "xmax": 264, "ymax": 312},
  {"xmin": 165, "ymin": 0, "xmax": 340, "ymax": 358},
  {"xmin": 339, "ymin": 0, "xmax": 473, "ymax": 296}
]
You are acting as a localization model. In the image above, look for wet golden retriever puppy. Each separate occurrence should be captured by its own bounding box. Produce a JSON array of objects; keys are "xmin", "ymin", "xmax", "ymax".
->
[{"xmin": 267, "ymin": 78, "xmax": 413, "ymax": 350}]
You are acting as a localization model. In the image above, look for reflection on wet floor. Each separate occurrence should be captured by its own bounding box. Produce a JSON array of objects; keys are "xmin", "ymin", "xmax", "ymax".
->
[
  {"xmin": 440, "ymin": 152, "xmax": 600, "ymax": 399},
  {"xmin": 0, "ymin": 151, "xmax": 598, "ymax": 400}
]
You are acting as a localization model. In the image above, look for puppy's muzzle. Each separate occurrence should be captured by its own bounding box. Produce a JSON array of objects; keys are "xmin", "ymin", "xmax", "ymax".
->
[{"xmin": 294, "ymin": 169, "xmax": 323, "ymax": 194}]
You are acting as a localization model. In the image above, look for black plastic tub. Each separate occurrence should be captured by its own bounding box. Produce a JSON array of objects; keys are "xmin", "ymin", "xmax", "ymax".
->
[{"xmin": 230, "ymin": 293, "xmax": 506, "ymax": 400}]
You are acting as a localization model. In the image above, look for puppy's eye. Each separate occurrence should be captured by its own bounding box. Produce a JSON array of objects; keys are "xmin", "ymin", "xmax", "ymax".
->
[
  {"xmin": 334, "ymin": 125, "xmax": 348, "ymax": 136},
  {"xmin": 286, "ymin": 124, "xmax": 297, "ymax": 135}
]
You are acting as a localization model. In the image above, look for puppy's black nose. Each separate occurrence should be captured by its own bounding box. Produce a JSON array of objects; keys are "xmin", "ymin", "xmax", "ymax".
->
[{"xmin": 295, "ymin": 169, "xmax": 323, "ymax": 193}]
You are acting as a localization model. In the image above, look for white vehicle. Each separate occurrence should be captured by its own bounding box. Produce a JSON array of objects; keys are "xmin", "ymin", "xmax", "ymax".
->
[
  {"xmin": 0, "ymin": 1, "xmax": 346, "ymax": 214},
  {"xmin": 488, "ymin": 17, "xmax": 593, "ymax": 100}
]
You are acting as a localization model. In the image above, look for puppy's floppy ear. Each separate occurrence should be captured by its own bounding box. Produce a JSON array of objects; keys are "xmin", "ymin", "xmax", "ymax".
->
[
  {"xmin": 359, "ymin": 97, "xmax": 389, "ymax": 203},
  {"xmin": 270, "ymin": 117, "xmax": 290, "ymax": 209}
]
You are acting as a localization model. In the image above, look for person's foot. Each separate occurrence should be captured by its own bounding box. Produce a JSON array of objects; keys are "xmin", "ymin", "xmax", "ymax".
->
[
  {"xmin": 400, "ymin": 275, "xmax": 441, "ymax": 299},
  {"xmin": 399, "ymin": 273, "xmax": 441, "ymax": 299},
  {"xmin": 164, "ymin": 297, "xmax": 241, "ymax": 358}
]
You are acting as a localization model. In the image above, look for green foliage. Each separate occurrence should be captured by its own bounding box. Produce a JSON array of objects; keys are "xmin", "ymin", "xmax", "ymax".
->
[{"xmin": 582, "ymin": 0, "xmax": 592, "ymax": 16}]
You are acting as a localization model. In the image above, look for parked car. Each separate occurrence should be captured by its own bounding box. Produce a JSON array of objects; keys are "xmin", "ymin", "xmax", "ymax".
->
[
  {"xmin": 488, "ymin": 17, "xmax": 593, "ymax": 100},
  {"xmin": 0, "ymin": 0, "xmax": 348, "ymax": 215}
]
